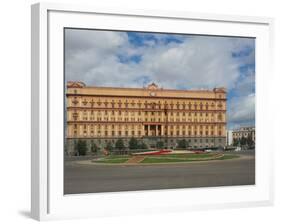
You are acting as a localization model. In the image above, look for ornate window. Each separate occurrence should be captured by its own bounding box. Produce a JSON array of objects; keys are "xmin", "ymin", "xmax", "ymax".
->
[
  {"xmin": 182, "ymin": 103, "xmax": 186, "ymax": 109},
  {"xmin": 170, "ymin": 103, "xmax": 174, "ymax": 109},
  {"xmin": 72, "ymin": 97, "xmax": 79, "ymax": 105}
]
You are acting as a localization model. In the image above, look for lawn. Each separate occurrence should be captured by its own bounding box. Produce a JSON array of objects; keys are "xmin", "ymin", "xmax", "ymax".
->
[
  {"xmin": 92, "ymin": 153, "xmax": 239, "ymax": 164},
  {"xmin": 218, "ymin": 154, "xmax": 239, "ymax": 160},
  {"xmin": 94, "ymin": 157, "xmax": 129, "ymax": 164},
  {"xmin": 141, "ymin": 153, "xmax": 223, "ymax": 163}
]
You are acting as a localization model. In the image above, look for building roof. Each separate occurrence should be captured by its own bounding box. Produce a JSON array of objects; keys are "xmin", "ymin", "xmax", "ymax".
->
[{"xmin": 66, "ymin": 81, "xmax": 227, "ymax": 100}]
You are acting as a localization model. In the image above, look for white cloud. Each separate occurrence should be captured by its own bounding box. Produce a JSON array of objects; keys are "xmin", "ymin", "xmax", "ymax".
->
[
  {"xmin": 65, "ymin": 30, "xmax": 254, "ymax": 91},
  {"xmin": 65, "ymin": 29, "xmax": 255, "ymax": 128},
  {"xmin": 227, "ymin": 93, "xmax": 255, "ymax": 126},
  {"xmin": 139, "ymin": 36, "xmax": 244, "ymax": 89}
]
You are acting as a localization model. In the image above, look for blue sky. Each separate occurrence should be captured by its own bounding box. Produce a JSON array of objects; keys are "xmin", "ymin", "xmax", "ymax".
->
[{"xmin": 65, "ymin": 29, "xmax": 255, "ymax": 130}]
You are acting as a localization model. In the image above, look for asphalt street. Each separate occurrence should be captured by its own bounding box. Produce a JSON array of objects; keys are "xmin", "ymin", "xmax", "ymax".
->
[{"xmin": 64, "ymin": 151, "xmax": 255, "ymax": 194}]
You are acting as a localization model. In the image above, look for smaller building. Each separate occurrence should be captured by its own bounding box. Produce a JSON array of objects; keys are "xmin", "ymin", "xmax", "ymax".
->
[{"xmin": 232, "ymin": 127, "xmax": 255, "ymax": 145}]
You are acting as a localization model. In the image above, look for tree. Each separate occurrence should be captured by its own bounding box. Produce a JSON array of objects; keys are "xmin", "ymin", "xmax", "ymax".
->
[
  {"xmin": 105, "ymin": 142, "xmax": 114, "ymax": 151},
  {"xmin": 138, "ymin": 141, "xmax": 148, "ymax": 149},
  {"xmin": 177, "ymin": 139, "xmax": 188, "ymax": 149},
  {"xmin": 115, "ymin": 139, "xmax": 125, "ymax": 151},
  {"xmin": 75, "ymin": 140, "xmax": 88, "ymax": 156},
  {"xmin": 240, "ymin": 136, "xmax": 247, "ymax": 146},
  {"xmin": 156, "ymin": 141, "xmax": 164, "ymax": 149},
  {"xmin": 91, "ymin": 142, "xmax": 99, "ymax": 154},
  {"xmin": 129, "ymin": 137, "xmax": 139, "ymax": 150},
  {"xmin": 247, "ymin": 134, "xmax": 253, "ymax": 146},
  {"xmin": 233, "ymin": 139, "xmax": 239, "ymax": 146}
]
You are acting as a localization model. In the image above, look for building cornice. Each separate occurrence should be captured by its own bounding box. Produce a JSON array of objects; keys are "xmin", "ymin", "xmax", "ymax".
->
[{"xmin": 66, "ymin": 93, "xmax": 227, "ymax": 101}]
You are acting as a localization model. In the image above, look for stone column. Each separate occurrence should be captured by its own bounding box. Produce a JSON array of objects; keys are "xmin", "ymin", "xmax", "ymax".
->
[
  {"xmin": 156, "ymin": 125, "xmax": 158, "ymax": 136},
  {"xmin": 161, "ymin": 125, "xmax": 164, "ymax": 136}
]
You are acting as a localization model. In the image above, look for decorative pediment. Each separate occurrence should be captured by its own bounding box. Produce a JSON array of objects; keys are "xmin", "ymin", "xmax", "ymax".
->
[
  {"xmin": 67, "ymin": 81, "xmax": 86, "ymax": 88},
  {"xmin": 213, "ymin": 87, "xmax": 227, "ymax": 93},
  {"xmin": 147, "ymin": 82, "xmax": 159, "ymax": 90}
]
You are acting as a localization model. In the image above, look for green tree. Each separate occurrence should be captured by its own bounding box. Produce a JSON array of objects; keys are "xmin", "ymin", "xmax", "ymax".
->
[
  {"xmin": 91, "ymin": 142, "xmax": 99, "ymax": 154},
  {"xmin": 105, "ymin": 142, "xmax": 114, "ymax": 151},
  {"xmin": 75, "ymin": 140, "xmax": 88, "ymax": 156},
  {"xmin": 138, "ymin": 141, "xmax": 148, "ymax": 149},
  {"xmin": 246, "ymin": 134, "xmax": 253, "ymax": 146},
  {"xmin": 129, "ymin": 137, "xmax": 139, "ymax": 149},
  {"xmin": 115, "ymin": 139, "xmax": 125, "ymax": 151},
  {"xmin": 240, "ymin": 136, "xmax": 247, "ymax": 146},
  {"xmin": 156, "ymin": 141, "xmax": 164, "ymax": 149},
  {"xmin": 177, "ymin": 139, "xmax": 188, "ymax": 149}
]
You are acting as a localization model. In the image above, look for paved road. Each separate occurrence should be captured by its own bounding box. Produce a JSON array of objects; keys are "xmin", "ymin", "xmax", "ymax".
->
[{"xmin": 64, "ymin": 151, "xmax": 255, "ymax": 194}]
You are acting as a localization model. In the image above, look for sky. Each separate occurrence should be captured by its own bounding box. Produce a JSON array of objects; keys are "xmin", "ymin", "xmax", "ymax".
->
[{"xmin": 65, "ymin": 28, "xmax": 255, "ymax": 130}]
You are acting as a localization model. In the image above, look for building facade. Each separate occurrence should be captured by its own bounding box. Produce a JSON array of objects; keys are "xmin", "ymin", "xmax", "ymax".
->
[
  {"xmin": 226, "ymin": 130, "xmax": 233, "ymax": 146},
  {"xmin": 232, "ymin": 127, "xmax": 255, "ymax": 143},
  {"xmin": 66, "ymin": 81, "xmax": 227, "ymax": 155}
]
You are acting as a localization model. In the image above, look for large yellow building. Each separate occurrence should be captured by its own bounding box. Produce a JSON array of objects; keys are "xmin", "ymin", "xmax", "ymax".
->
[{"xmin": 66, "ymin": 81, "xmax": 227, "ymax": 155}]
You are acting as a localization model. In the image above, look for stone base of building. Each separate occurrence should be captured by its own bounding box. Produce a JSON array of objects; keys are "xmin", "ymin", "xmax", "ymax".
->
[{"xmin": 65, "ymin": 137, "xmax": 226, "ymax": 156}]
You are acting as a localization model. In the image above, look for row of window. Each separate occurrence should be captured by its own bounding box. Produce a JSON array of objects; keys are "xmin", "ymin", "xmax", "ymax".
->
[
  {"xmin": 75, "ymin": 110, "xmax": 223, "ymax": 116},
  {"xmin": 233, "ymin": 132, "xmax": 255, "ymax": 137},
  {"xmin": 72, "ymin": 130, "xmax": 223, "ymax": 137},
  {"xmin": 71, "ymin": 111, "xmax": 224, "ymax": 122},
  {"xmin": 76, "ymin": 117, "xmax": 220, "ymax": 123},
  {"xmin": 85, "ymin": 138, "xmax": 222, "ymax": 146},
  {"xmin": 71, "ymin": 125, "xmax": 223, "ymax": 136},
  {"xmin": 70, "ymin": 97, "xmax": 225, "ymax": 110},
  {"xmin": 73, "ymin": 124, "xmax": 223, "ymax": 130}
]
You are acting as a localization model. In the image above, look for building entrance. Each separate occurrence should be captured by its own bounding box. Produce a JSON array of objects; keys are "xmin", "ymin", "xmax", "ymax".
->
[{"xmin": 144, "ymin": 125, "xmax": 162, "ymax": 136}]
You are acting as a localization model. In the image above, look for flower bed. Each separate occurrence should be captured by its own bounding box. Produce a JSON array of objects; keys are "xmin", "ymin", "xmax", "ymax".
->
[{"xmin": 132, "ymin": 149, "xmax": 172, "ymax": 155}]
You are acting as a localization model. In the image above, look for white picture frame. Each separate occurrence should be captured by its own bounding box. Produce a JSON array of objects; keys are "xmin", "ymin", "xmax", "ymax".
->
[{"xmin": 31, "ymin": 2, "xmax": 274, "ymax": 221}]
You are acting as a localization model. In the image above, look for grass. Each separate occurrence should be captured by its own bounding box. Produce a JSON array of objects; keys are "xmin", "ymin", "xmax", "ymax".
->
[
  {"xmin": 141, "ymin": 153, "xmax": 217, "ymax": 163},
  {"xmin": 141, "ymin": 157, "xmax": 190, "ymax": 163},
  {"xmin": 94, "ymin": 158, "xmax": 129, "ymax": 164},
  {"xmin": 92, "ymin": 153, "xmax": 239, "ymax": 164},
  {"xmin": 103, "ymin": 155, "xmax": 130, "ymax": 159},
  {"xmin": 150, "ymin": 153, "xmax": 213, "ymax": 159},
  {"xmin": 218, "ymin": 154, "xmax": 239, "ymax": 160}
]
